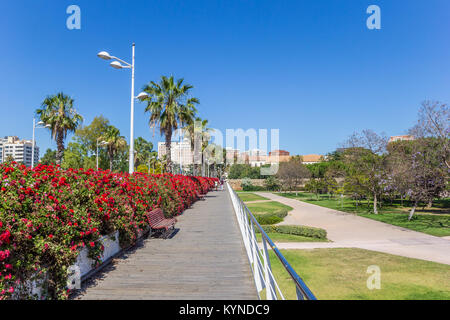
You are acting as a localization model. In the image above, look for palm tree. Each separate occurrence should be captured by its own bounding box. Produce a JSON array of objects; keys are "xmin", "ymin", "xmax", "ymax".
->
[
  {"xmin": 142, "ymin": 76, "xmax": 199, "ymax": 173},
  {"xmin": 102, "ymin": 126, "xmax": 127, "ymax": 171},
  {"xmin": 185, "ymin": 118, "xmax": 212, "ymax": 176},
  {"xmin": 134, "ymin": 137, "xmax": 153, "ymax": 169},
  {"xmin": 147, "ymin": 151, "xmax": 158, "ymax": 174},
  {"xmin": 36, "ymin": 92, "xmax": 83, "ymax": 165}
]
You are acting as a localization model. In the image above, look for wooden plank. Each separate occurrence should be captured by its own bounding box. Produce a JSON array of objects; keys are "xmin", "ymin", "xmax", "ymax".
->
[{"xmin": 75, "ymin": 185, "xmax": 257, "ymax": 300}]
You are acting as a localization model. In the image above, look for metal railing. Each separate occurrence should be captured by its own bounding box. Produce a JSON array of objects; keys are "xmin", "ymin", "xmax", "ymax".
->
[{"xmin": 226, "ymin": 182, "xmax": 316, "ymax": 300}]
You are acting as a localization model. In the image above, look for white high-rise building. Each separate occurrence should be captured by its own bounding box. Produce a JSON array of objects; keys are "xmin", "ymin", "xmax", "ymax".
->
[
  {"xmin": 0, "ymin": 136, "xmax": 39, "ymax": 167},
  {"xmin": 158, "ymin": 139, "xmax": 193, "ymax": 166}
]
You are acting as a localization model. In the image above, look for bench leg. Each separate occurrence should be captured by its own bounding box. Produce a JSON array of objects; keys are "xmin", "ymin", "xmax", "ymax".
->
[{"xmin": 163, "ymin": 226, "xmax": 175, "ymax": 239}]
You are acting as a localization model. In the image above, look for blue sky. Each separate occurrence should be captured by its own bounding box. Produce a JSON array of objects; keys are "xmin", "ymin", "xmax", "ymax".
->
[{"xmin": 1, "ymin": 0, "xmax": 449, "ymax": 156}]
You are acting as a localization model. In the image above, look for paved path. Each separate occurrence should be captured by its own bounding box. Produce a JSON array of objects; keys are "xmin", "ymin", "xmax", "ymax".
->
[
  {"xmin": 255, "ymin": 192, "xmax": 450, "ymax": 265},
  {"xmin": 76, "ymin": 187, "xmax": 257, "ymax": 300}
]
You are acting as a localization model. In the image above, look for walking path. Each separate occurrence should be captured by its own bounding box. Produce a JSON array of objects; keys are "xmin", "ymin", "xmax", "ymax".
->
[
  {"xmin": 76, "ymin": 187, "xmax": 257, "ymax": 300},
  {"xmin": 255, "ymin": 192, "xmax": 450, "ymax": 265}
]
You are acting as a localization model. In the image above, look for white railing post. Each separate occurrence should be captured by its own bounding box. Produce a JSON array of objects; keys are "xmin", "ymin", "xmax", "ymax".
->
[
  {"xmin": 249, "ymin": 219, "xmax": 264, "ymax": 292},
  {"xmin": 225, "ymin": 182, "xmax": 316, "ymax": 301},
  {"xmin": 261, "ymin": 235, "xmax": 277, "ymax": 300}
]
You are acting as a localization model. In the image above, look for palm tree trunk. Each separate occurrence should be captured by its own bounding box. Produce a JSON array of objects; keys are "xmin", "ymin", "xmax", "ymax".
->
[
  {"xmin": 165, "ymin": 129, "xmax": 172, "ymax": 173},
  {"xmin": 56, "ymin": 132, "xmax": 65, "ymax": 165},
  {"xmin": 373, "ymin": 193, "xmax": 378, "ymax": 214},
  {"xmin": 108, "ymin": 149, "xmax": 114, "ymax": 171},
  {"xmin": 408, "ymin": 200, "xmax": 418, "ymax": 221}
]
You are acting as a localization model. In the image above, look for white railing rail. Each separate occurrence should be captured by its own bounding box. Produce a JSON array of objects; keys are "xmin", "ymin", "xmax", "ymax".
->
[{"xmin": 226, "ymin": 182, "xmax": 316, "ymax": 300}]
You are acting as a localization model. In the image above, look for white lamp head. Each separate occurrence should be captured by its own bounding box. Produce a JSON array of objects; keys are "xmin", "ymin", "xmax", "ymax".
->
[
  {"xmin": 37, "ymin": 121, "xmax": 44, "ymax": 125},
  {"xmin": 97, "ymin": 51, "xmax": 112, "ymax": 60},
  {"xmin": 110, "ymin": 61, "xmax": 123, "ymax": 69},
  {"xmin": 136, "ymin": 92, "xmax": 149, "ymax": 101}
]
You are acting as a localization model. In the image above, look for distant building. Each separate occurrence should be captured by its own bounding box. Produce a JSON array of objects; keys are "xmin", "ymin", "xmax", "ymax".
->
[
  {"xmin": 269, "ymin": 150, "xmax": 290, "ymax": 156},
  {"xmin": 301, "ymin": 154, "xmax": 323, "ymax": 165},
  {"xmin": 225, "ymin": 148, "xmax": 240, "ymax": 163},
  {"xmin": 267, "ymin": 150, "xmax": 291, "ymax": 164},
  {"xmin": 158, "ymin": 139, "xmax": 193, "ymax": 166},
  {"xmin": 0, "ymin": 136, "xmax": 39, "ymax": 167},
  {"xmin": 389, "ymin": 135, "xmax": 415, "ymax": 143}
]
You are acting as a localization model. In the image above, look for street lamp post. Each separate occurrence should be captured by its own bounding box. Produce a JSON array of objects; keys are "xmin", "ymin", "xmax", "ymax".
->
[
  {"xmin": 96, "ymin": 138, "xmax": 107, "ymax": 170},
  {"xmin": 98, "ymin": 44, "xmax": 149, "ymax": 174},
  {"xmin": 31, "ymin": 118, "xmax": 49, "ymax": 169},
  {"xmin": 179, "ymin": 123, "xmax": 183, "ymax": 175}
]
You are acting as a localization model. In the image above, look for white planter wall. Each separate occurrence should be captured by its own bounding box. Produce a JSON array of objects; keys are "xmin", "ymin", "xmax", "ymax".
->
[
  {"xmin": 14, "ymin": 228, "xmax": 151, "ymax": 299},
  {"xmin": 74, "ymin": 231, "xmax": 120, "ymax": 278}
]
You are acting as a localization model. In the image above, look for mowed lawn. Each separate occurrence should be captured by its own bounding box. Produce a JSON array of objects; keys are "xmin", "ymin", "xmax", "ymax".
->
[
  {"xmin": 255, "ymin": 232, "xmax": 328, "ymax": 243},
  {"xmin": 246, "ymin": 201, "xmax": 293, "ymax": 215},
  {"xmin": 237, "ymin": 192, "xmax": 269, "ymax": 202},
  {"xmin": 279, "ymin": 193, "xmax": 450, "ymax": 237},
  {"xmin": 270, "ymin": 248, "xmax": 450, "ymax": 300}
]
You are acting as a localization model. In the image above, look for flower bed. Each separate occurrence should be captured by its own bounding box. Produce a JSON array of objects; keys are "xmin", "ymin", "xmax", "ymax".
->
[{"xmin": 0, "ymin": 163, "xmax": 218, "ymax": 299}]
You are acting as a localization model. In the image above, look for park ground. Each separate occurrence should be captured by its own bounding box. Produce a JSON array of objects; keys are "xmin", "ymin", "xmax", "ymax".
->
[{"xmin": 236, "ymin": 191, "xmax": 450, "ymax": 300}]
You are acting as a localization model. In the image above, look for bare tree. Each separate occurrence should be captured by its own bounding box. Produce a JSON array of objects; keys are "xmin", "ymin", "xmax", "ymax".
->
[
  {"xmin": 342, "ymin": 130, "xmax": 389, "ymax": 214},
  {"xmin": 409, "ymin": 101, "xmax": 449, "ymax": 169},
  {"xmin": 276, "ymin": 156, "xmax": 311, "ymax": 193}
]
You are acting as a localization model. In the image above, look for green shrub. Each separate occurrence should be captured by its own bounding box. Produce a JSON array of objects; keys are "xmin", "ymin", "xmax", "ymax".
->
[
  {"xmin": 241, "ymin": 178, "xmax": 253, "ymax": 191},
  {"xmin": 243, "ymin": 185, "xmax": 267, "ymax": 191},
  {"xmin": 257, "ymin": 225, "xmax": 327, "ymax": 240},
  {"xmin": 255, "ymin": 214, "xmax": 283, "ymax": 225},
  {"xmin": 264, "ymin": 176, "xmax": 281, "ymax": 191}
]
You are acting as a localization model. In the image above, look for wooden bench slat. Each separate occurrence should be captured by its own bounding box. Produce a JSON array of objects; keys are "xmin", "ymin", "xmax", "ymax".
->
[{"xmin": 148, "ymin": 208, "xmax": 177, "ymax": 231}]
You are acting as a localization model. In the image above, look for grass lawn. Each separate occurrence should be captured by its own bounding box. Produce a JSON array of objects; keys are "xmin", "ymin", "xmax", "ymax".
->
[
  {"xmin": 269, "ymin": 248, "xmax": 450, "ymax": 300},
  {"xmin": 237, "ymin": 193, "xmax": 269, "ymax": 202},
  {"xmin": 359, "ymin": 213, "xmax": 450, "ymax": 237},
  {"xmin": 255, "ymin": 232, "xmax": 328, "ymax": 243},
  {"xmin": 246, "ymin": 201, "xmax": 293, "ymax": 215},
  {"xmin": 279, "ymin": 192, "xmax": 450, "ymax": 237}
]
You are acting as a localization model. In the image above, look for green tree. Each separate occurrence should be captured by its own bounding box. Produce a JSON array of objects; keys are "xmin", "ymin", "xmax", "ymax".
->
[
  {"xmin": 61, "ymin": 142, "xmax": 86, "ymax": 169},
  {"xmin": 102, "ymin": 126, "xmax": 127, "ymax": 171},
  {"xmin": 342, "ymin": 130, "xmax": 389, "ymax": 214},
  {"xmin": 134, "ymin": 137, "xmax": 154, "ymax": 169},
  {"xmin": 74, "ymin": 115, "xmax": 110, "ymax": 153},
  {"xmin": 264, "ymin": 176, "xmax": 281, "ymax": 191},
  {"xmin": 4, "ymin": 155, "xmax": 14, "ymax": 163},
  {"xmin": 142, "ymin": 76, "xmax": 199, "ymax": 172},
  {"xmin": 136, "ymin": 164, "xmax": 149, "ymax": 173},
  {"xmin": 40, "ymin": 149, "xmax": 57, "ymax": 165},
  {"xmin": 61, "ymin": 142, "xmax": 96, "ymax": 169},
  {"xmin": 36, "ymin": 92, "xmax": 83, "ymax": 165}
]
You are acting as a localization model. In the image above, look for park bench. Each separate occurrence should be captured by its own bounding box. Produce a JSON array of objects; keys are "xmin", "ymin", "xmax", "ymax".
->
[
  {"xmin": 196, "ymin": 191, "xmax": 206, "ymax": 201},
  {"xmin": 147, "ymin": 208, "xmax": 177, "ymax": 238}
]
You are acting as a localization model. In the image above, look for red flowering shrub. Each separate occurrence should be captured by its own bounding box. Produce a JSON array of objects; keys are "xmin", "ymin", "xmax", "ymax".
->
[{"xmin": 0, "ymin": 162, "xmax": 216, "ymax": 299}]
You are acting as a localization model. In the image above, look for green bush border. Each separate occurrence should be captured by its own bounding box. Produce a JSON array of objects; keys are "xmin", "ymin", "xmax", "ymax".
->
[
  {"xmin": 253, "ymin": 211, "xmax": 288, "ymax": 225},
  {"xmin": 256, "ymin": 225, "xmax": 327, "ymax": 240}
]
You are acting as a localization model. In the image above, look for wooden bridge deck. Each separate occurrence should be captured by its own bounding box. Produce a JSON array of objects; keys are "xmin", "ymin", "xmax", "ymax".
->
[{"xmin": 75, "ymin": 186, "xmax": 257, "ymax": 300}]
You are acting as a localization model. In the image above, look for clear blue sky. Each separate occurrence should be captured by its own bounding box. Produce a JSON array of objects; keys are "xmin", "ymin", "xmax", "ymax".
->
[{"xmin": 1, "ymin": 0, "xmax": 449, "ymax": 156}]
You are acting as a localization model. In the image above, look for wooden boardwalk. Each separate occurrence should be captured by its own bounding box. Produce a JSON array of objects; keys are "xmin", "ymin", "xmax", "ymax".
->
[{"xmin": 75, "ymin": 186, "xmax": 257, "ymax": 300}]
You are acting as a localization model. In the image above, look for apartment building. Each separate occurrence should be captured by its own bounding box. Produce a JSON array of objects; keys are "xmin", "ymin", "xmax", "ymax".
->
[
  {"xmin": 301, "ymin": 154, "xmax": 324, "ymax": 165},
  {"xmin": 0, "ymin": 136, "xmax": 39, "ymax": 167},
  {"xmin": 389, "ymin": 135, "xmax": 415, "ymax": 143},
  {"xmin": 158, "ymin": 139, "xmax": 193, "ymax": 166}
]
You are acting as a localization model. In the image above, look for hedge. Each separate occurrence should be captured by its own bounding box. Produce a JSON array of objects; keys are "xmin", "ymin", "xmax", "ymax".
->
[
  {"xmin": 256, "ymin": 225, "xmax": 327, "ymax": 240},
  {"xmin": 0, "ymin": 163, "xmax": 218, "ymax": 300}
]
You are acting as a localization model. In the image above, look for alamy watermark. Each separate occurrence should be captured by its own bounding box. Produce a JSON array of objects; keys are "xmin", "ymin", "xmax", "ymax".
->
[
  {"xmin": 66, "ymin": 5, "xmax": 81, "ymax": 30},
  {"xmin": 366, "ymin": 265, "xmax": 381, "ymax": 290},
  {"xmin": 366, "ymin": 5, "xmax": 381, "ymax": 30},
  {"xmin": 172, "ymin": 124, "xmax": 280, "ymax": 175}
]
